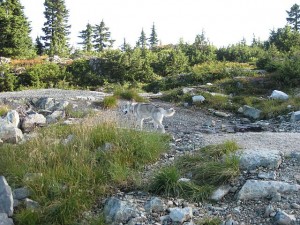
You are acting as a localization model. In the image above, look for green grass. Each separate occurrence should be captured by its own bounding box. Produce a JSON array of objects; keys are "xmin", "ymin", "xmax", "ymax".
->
[
  {"xmin": 0, "ymin": 119, "xmax": 170, "ymax": 225},
  {"xmin": 113, "ymin": 87, "xmax": 146, "ymax": 102},
  {"xmin": 102, "ymin": 96, "xmax": 118, "ymax": 109},
  {"xmin": 64, "ymin": 103, "xmax": 93, "ymax": 118},
  {"xmin": 196, "ymin": 217, "xmax": 222, "ymax": 225},
  {"xmin": 0, "ymin": 104, "xmax": 10, "ymax": 116},
  {"xmin": 148, "ymin": 141, "xmax": 240, "ymax": 202}
]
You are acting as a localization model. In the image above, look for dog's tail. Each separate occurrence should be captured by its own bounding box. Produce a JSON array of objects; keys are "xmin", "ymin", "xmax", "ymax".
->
[{"xmin": 162, "ymin": 108, "xmax": 175, "ymax": 117}]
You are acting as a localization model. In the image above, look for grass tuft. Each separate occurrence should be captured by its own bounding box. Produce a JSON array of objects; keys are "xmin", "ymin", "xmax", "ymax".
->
[
  {"xmin": 102, "ymin": 95, "xmax": 118, "ymax": 109},
  {"xmin": 148, "ymin": 141, "xmax": 240, "ymax": 202},
  {"xmin": 0, "ymin": 104, "xmax": 10, "ymax": 116}
]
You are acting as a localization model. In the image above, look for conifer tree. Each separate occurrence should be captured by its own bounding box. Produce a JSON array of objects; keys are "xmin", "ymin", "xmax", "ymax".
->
[
  {"xmin": 286, "ymin": 4, "xmax": 300, "ymax": 31},
  {"xmin": 35, "ymin": 36, "xmax": 44, "ymax": 55},
  {"xmin": 78, "ymin": 23, "xmax": 93, "ymax": 52},
  {"xmin": 42, "ymin": 0, "xmax": 71, "ymax": 56},
  {"xmin": 93, "ymin": 20, "xmax": 114, "ymax": 52},
  {"xmin": 136, "ymin": 28, "xmax": 147, "ymax": 49},
  {"xmin": 0, "ymin": 0, "xmax": 34, "ymax": 58},
  {"xmin": 148, "ymin": 23, "xmax": 158, "ymax": 49},
  {"xmin": 120, "ymin": 38, "xmax": 131, "ymax": 52}
]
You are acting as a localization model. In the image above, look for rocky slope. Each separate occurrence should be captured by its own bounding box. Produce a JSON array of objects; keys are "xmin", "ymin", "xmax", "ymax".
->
[{"xmin": 0, "ymin": 89, "xmax": 300, "ymax": 225}]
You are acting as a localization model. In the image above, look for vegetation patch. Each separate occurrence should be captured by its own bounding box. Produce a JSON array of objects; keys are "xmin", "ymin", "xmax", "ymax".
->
[
  {"xmin": 148, "ymin": 141, "xmax": 240, "ymax": 202},
  {"xmin": 0, "ymin": 120, "xmax": 170, "ymax": 225}
]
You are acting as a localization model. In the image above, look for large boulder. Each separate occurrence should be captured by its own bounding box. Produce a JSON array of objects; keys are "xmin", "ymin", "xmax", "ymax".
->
[
  {"xmin": 0, "ymin": 213, "xmax": 14, "ymax": 225},
  {"xmin": 239, "ymin": 149, "xmax": 282, "ymax": 170},
  {"xmin": 0, "ymin": 123, "xmax": 23, "ymax": 144},
  {"xmin": 270, "ymin": 90, "xmax": 289, "ymax": 100},
  {"xmin": 290, "ymin": 111, "xmax": 300, "ymax": 122},
  {"xmin": 237, "ymin": 180, "xmax": 300, "ymax": 200},
  {"xmin": 5, "ymin": 110, "xmax": 20, "ymax": 128},
  {"xmin": 21, "ymin": 113, "xmax": 46, "ymax": 133},
  {"xmin": 169, "ymin": 207, "xmax": 193, "ymax": 223},
  {"xmin": 0, "ymin": 176, "xmax": 13, "ymax": 217}
]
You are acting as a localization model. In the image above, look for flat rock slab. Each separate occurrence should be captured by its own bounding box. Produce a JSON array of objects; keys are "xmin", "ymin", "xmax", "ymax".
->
[
  {"xmin": 239, "ymin": 149, "xmax": 282, "ymax": 170},
  {"xmin": 237, "ymin": 180, "xmax": 300, "ymax": 200}
]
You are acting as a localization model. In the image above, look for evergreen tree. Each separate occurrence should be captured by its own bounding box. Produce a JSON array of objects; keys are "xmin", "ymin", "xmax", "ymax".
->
[
  {"xmin": 93, "ymin": 20, "xmax": 114, "ymax": 52},
  {"xmin": 35, "ymin": 36, "xmax": 44, "ymax": 55},
  {"xmin": 286, "ymin": 4, "xmax": 300, "ymax": 31},
  {"xmin": 120, "ymin": 38, "xmax": 131, "ymax": 52},
  {"xmin": 78, "ymin": 23, "xmax": 93, "ymax": 52},
  {"xmin": 148, "ymin": 23, "xmax": 158, "ymax": 49},
  {"xmin": 136, "ymin": 28, "xmax": 147, "ymax": 49},
  {"xmin": 0, "ymin": 0, "xmax": 34, "ymax": 58},
  {"xmin": 42, "ymin": 0, "xmax": 71, "ymax": 56}
]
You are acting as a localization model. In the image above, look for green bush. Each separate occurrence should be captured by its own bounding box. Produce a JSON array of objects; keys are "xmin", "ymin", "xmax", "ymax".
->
[
  {"xmin": 24, "ymin": 63, "xmax": 68, "ymax": 88},
  {"xmin": 0, "ymin": 64, "xmax": 17, "ymax": 91}
]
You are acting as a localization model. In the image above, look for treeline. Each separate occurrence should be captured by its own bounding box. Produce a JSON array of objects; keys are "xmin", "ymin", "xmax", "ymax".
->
[{"xmin": 0, "ymin": 0, "xmax": 300, "ymax": 92}]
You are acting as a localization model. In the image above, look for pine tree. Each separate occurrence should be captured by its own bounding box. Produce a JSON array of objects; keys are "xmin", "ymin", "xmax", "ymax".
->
[
  {"xmin": 35, "ymin": 36, "xmax": 44, "ymax": 55},
  {"xmin": 136, "ymin": 28, "xmax": 147, "ymax": 49},
  {"xmin": 286, "ymin": 4, "xmax": 300, "ymax": 31},
  {"xmin": 120, "ymin": 38, "xmax": 131, "ymax": 52},
  {"xmin": 42, "ymin": 0, "xmax": 71, "ymax": 56},
  {"xmin": 93, "ymin": 20, "xmax": 114, "ymax": 52},
  {"xmin": 149, "ymin": 23, "xmax": 158, "ymax": 49},
  {"xmin": 78, "ymin": 23, "xmax": 93, "ymax": 52},
  {"xmin": 0, "ymin": 0, "xmax": 34, "ymax": 58}
]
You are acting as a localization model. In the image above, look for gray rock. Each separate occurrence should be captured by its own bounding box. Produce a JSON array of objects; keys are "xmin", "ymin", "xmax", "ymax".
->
[
  {"xmin": 34, "ymin": 97, "xmax": 56, "ymax": 110},
  {"xmin": 239, "ymin": 149, "xmax": 282, "ymax": 170},
  {"xmin": 239, "ymin": 105, "xmax": 261, "ymax": 119},
  {"xmin": 0, "ymin": 176, "xmax": 13, "ymax": 217},
  {"xmin": 0, "ymin": 213, "xmax": 14, "ymax": 225},
  {"xmin": 214, "ymin": 111, "xmax": 231, "ymax": 118},
  {"xmin": 13, "ymin": 187, "xmax": 30, "ymax": 200},
  {"xmin": 144, "ymin": 197, "xmax": 165, "ymax": 213},
  {"xmin": 0, "ymin": 125, "xmax": 23, "ymax": 144},
  {"xmin": 192, "ymin": 95, "xmax": 205, "ymax": 103},
  {"xmin": 273, "ymin": 210, "xmax": 296, "ymax": 225},
  {"xmin": 237, "ymin": 180, "xmax": 300, "ymax": 200},
  {"xmin": 210, "ymin": 185, "xmax": 231, "ymax": 201},
  {"xmin": 270, "ymin": 90, "xmax": 289, "ymax": 100},
  {"xmin": 258, "ymin": 171, "xmax": 277, "ymax": 180},
  {"xmin": 5, "ymin": 110, "xmax": 20, "ymax": 128},
  {"xmin": 21, "ymin": 113, "xmax": 46, "ymax": 132},
  {"xmin": 290, "ymin": 111, "xmax": 300, "ymax": 122},
  {"xmin": 103, "ymin": 197, "xmax": 139, "ymax": 224},
  {"xmin": 46, "ymin": 110, "xmax": 65, "ymax": 123},
  {"xmin": 24, "ymin": 198, "xmax": 39, "ymax": 210},
  {"xmin": 264, "ymin": 204, "xmax": 275, "ymax": 217},
  {"xmin": 169, "ymin": 207, "xmax": 192, "ymax": 223}
]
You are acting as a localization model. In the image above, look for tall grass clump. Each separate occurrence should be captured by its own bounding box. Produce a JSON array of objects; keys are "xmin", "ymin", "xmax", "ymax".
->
[
  {"xmin": 0, "ymin": 104, "xmax": 10, "ymax": 116},
  {"xmin": 113, "ymin": 86, "xmax": 146, "ymax": 102},
  {"xmin": 102, "ymin": 95, "xmax": 118, "ymax": 109},
  {"xmin": 148, "ymin": 141, "xmax": 240, "ymax": 202},
  {"xmin": 0, "ymin": 119, "xmax": 170, "ymax": 225}
]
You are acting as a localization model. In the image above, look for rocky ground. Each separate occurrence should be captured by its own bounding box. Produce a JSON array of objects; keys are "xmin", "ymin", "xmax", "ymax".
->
[{"xmin": 1, "ymin": 89, "xmax": 300, "ymax": 225}]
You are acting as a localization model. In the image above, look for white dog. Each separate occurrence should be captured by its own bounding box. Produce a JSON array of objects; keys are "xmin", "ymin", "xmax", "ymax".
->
[{"xmin": 123, "ymin": 102, "xmax": 175, "ymax": 133}]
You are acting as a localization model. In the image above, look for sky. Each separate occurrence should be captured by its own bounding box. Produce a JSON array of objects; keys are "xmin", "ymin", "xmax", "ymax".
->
[{"xmin": 20, "ymin": 0, "xmax": 299, "ymax": 49}]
